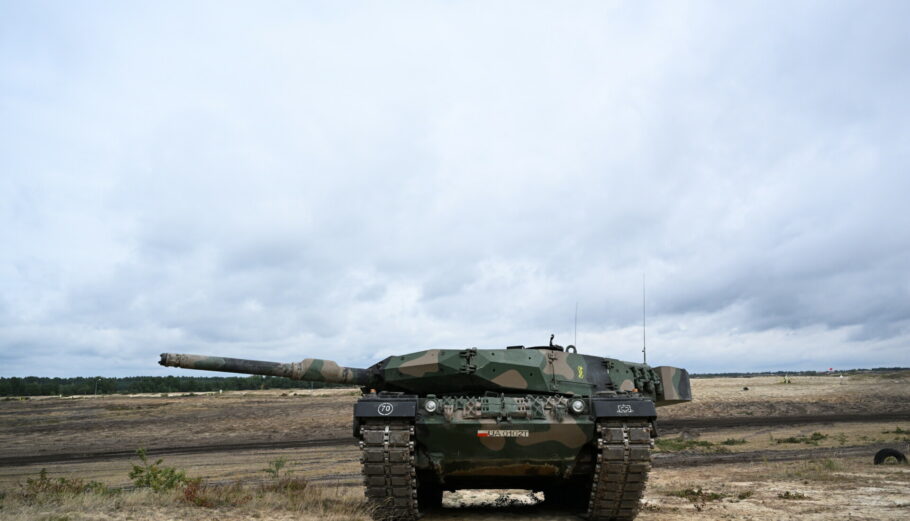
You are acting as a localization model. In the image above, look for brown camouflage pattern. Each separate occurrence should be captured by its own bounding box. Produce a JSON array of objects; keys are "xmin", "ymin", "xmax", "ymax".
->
[
  {"xmin": 161, "ymin": 345, "xmax": 692, "ymax": 519},
  {"xmin": 160, "ymin": 349, "xmax": 692, "ymax": 404},
  {"xmin": 416, "ymin": 394, "xmax": 597, "ymax": 480}
]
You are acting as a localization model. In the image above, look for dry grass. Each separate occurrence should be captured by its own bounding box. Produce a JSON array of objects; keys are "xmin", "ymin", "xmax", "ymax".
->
[
  {"xmin": 0, "ymin": 387, "xmax": 362, "ymax": 468},
  {"xmin": 667, "ymin": 421, "xmax": 910, "ymax": 454},
  {"xmin": 773, "ymin": 458, "xmax": 851, "ymax": 483},
  {"xmin": 1, "ymin": 478, "xmax": 370, "ymax": 521},
  {"xmin": 5, "ymin": 456, "xmax": 908, "ymax": 521},
  {"xmin": 645, "ymin": 456, "xmax": 910, "ymax": 520},
  {"xmin": 657, "ymin": 373, "xmax": 910, "ymax": 420},
  {"xmin": 1, "ymin": 451, "xmax": 370, "ymax": 521},
  {"xmin": 654, "ymin": 438, "xmax": 730, "ymax": 454},
  {"xmin": 3, "ymin": 375, "xmax": 909, "ymax": 520}
]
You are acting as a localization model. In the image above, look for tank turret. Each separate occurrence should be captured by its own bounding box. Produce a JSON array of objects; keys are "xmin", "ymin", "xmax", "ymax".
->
[{"xmin": 159, "ymin": 347, "xmax": 690, "ymax": 404}]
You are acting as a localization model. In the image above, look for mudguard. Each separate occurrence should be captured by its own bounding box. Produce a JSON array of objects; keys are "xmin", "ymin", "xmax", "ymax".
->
[
  {"xmin": 353, "ymin": 394, "xmax": 418, "ymax": 437},
  {"xmin": 591, "ymin": 396, "xmax": 657, "ymax": 419}
]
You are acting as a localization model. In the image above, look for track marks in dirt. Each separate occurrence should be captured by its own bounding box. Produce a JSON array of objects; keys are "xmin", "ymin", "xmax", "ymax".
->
[{"xmin": 2, "ymin": 412, "xmax": 904, "ymax": 468}]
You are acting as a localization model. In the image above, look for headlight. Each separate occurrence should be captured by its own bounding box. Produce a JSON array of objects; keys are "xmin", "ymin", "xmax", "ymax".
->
[
  {"xmin": 569, "ymin": 398, "xmax": 585, "ymax": 414},
  {"xmin": 424, "ymin": 399, "xmax": 438, "ymax": 413}
]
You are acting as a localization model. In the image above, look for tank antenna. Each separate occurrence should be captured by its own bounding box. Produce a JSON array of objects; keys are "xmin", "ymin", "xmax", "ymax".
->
[
  {"xmin": 574, "ymin": 301, "xmax": 578, "ymax": 349},
  {"xmin": 642, "ymin": 273, "xmax": 647, "ymax": 365}
]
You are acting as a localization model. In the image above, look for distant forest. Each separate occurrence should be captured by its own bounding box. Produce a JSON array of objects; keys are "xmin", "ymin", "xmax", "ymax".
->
[
  {"xmin": 691, "ymin": 367, "xmax": 908, "ymax": 378},
  {"xmin": 0, "ymin": 375, "xmax": 346, "ymax": 397},
  {"xmin": 1, "ymin": 367, "xmax": 907, "ymax": 396}
]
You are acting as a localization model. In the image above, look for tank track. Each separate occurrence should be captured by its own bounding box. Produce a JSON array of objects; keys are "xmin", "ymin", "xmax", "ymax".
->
[
  {"xmin": 587, "ymin": 419, "xmax": 654, "ymax": 521},
  {"xmin": 359, "ymin": 419, "xmax": 419, "ymax": 521}
]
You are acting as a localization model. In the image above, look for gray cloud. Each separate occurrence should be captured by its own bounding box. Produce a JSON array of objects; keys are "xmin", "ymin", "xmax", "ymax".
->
[{"xmin": 2, "ymin": 1, "xmax": 909, "ymax": 377}]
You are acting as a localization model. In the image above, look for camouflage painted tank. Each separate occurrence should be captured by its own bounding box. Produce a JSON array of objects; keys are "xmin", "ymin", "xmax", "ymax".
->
[{"xmin": 160, "ymin": 338, "xmax": 691, "ymax": 520}]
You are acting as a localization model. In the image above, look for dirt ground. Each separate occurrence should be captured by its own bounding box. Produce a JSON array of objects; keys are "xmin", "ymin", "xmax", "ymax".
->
[
  {"xmin": 0, "ymin": 388, "xmax": 360, "ymax": 463},
  {"xmin": 661, "ymin": 372, "xmax": 910, "ymax": 419},
  {"xmin": 1, "ymin": 372, "xmax": 908, "ymax": 520}
]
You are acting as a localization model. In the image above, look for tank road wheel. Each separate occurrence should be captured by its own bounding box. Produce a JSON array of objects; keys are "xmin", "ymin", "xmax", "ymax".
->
[
  {"xmin": 586, "ymin": 419, "xmax": 653, "ymax": 521},
  {"xmin": 360, "ymin": 420, "xmax": 419, "ymax": 520}
]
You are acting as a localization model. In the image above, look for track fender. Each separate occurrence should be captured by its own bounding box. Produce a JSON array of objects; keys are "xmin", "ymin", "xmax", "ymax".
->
[{"xmin": 591, "ymin": 396, "xmax": 657, "ymax": 419}]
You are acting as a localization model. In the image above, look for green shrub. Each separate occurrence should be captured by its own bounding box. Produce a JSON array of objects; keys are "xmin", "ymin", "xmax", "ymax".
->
[
  {"xmin": 261, "ymin": 457, "xmax": 308, "ymax": 494},
  {"xmin": 262, "ymin": 457, "xmax": 292, "ymax": 478},
  {"xmin": 129, "ymin": 448, "xmax": 189, "ymax": 492},
  {"xmin": 775, "ymin": 432, "xmax": 828, "ymax": 445},
  {"xmin": 667, "ymin": 487, "xmax": 727, "ymax": 502},
  {"xmin": 721, "ymin": 438, "xmax": 747, "ymax": 446}
]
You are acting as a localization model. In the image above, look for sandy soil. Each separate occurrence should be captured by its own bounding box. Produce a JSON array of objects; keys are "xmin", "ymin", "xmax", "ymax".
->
[
  {"xmin": 659, "ymin": 372, "xmax": 910, "ymax": 419},
  {"xmin": 1, "ymin": 374, "xmax": 909, "ymax": 520},
  {"xmin": 426, "ymin": 455, "xmax": 910, "ymax": 520},
  {"xmin": 2, "ymin": 373, "xmax": 906, "ymax": 462},
  {"xmin": 3, "ymin": 457, "xmax": 907, "ymax": 521},
  {"xmin": 0, "ymin": 388, "xmax": 359, "ymax": 461}
]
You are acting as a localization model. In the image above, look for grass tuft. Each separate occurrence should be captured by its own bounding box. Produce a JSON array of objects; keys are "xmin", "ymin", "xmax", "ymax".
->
[
  {"xmin": 262, "ymin": 457, "xmax": 293, "ymax": 479},
  {"xmin": 3, "ymin": 465, "xmax": 368, "ymax": 520},
  {"xmin": 19, "ymin": 468, "xmax": 116, "ymax": 504},
  {"xmin": 655, "ymin": 438, "xmax": 730, "ymax": 453},
  {"xmin": 775, "ymin": 432, "xmax": 828, "ymax": 445},
  {"xmin": 777, "ymin": 458, "xmax": 845, "ymax": 482},
  {"xmin": 181, "ymin": 479, "xmax": 253, "ymax": 508},
  {"xmin": 667, "ymin": 487, "xmax": 727, "ymax": 502},
  {"xmin": 735, "ymin": 490, "xmax": 754, "ymax": 500},
  {"xmin": 778, "ymin": 491, "xmax": 810, "ymax": 500}
]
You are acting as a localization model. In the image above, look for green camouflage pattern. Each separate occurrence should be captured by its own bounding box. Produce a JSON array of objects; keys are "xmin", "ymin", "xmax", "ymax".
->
[
  {"xmin": 414, "ymin": 394, "xmax": 595, "ymax": 483},
  {"xmin": 158, "ymin": 353, "xmax": 370, "ymax": 385},
  {"xmin": 160, "ymin": 345, "xmax": 692, "ymax": 492},
  {"xmin": 375, "ymin": 348, "xmax": 691, "ymax": 405},
  {"xmin": 160, "ymin": 349, "xmax": 691, "ymax": 403},
  {"xmin": 654, "ymin": 365, "xmax": 692, "ymax": 406}
]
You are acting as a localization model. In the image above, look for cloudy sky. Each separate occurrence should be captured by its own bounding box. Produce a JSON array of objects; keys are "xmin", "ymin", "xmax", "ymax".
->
[{"xmin": 2, "ymin": 1, "xmax": 909, "ymax": 377}]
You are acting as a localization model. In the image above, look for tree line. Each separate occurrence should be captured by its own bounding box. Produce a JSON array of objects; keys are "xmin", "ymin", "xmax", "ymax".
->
[
  {"xmin": 692, "ymin": 367, "xmax": 908, "ymax": 378},
  {"xmin": 3, "ymin": 367, "xmax": 906, "ymax": 396},
  {"xmin": 0, "ymin": 375, "xmax": 347, "ymax": 397}
]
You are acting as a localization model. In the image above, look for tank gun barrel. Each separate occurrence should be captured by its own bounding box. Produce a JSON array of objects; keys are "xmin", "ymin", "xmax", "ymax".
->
[{"xmin": 159, "ymin": 353, "xmax": 371, "ymax": 386}]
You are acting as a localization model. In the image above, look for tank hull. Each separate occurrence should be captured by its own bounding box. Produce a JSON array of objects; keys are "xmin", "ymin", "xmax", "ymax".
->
[
  {"xmin": 356, "ymin": 392, "xmax": 657, "ymax": 520},
  {"xmin": 415, "ymin": 400, "xmax": 597, "ymax": 486}
]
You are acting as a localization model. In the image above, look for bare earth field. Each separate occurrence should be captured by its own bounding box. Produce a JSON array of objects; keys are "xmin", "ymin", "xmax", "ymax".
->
[{"xmin": 1, "ymin": 372, "xmax": 909, "ymax": 520}]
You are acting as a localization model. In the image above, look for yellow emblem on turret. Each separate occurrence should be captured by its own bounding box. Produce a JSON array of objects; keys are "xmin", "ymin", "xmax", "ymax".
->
[{"xmin": 577, "ymin": 366, "xmax": 584, "ymax": 379}]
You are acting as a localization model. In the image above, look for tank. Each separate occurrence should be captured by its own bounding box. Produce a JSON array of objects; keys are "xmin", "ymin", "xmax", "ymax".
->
[{"xmin": 159, "ymin": 338, "xmax": 692, "ymax": 520}]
